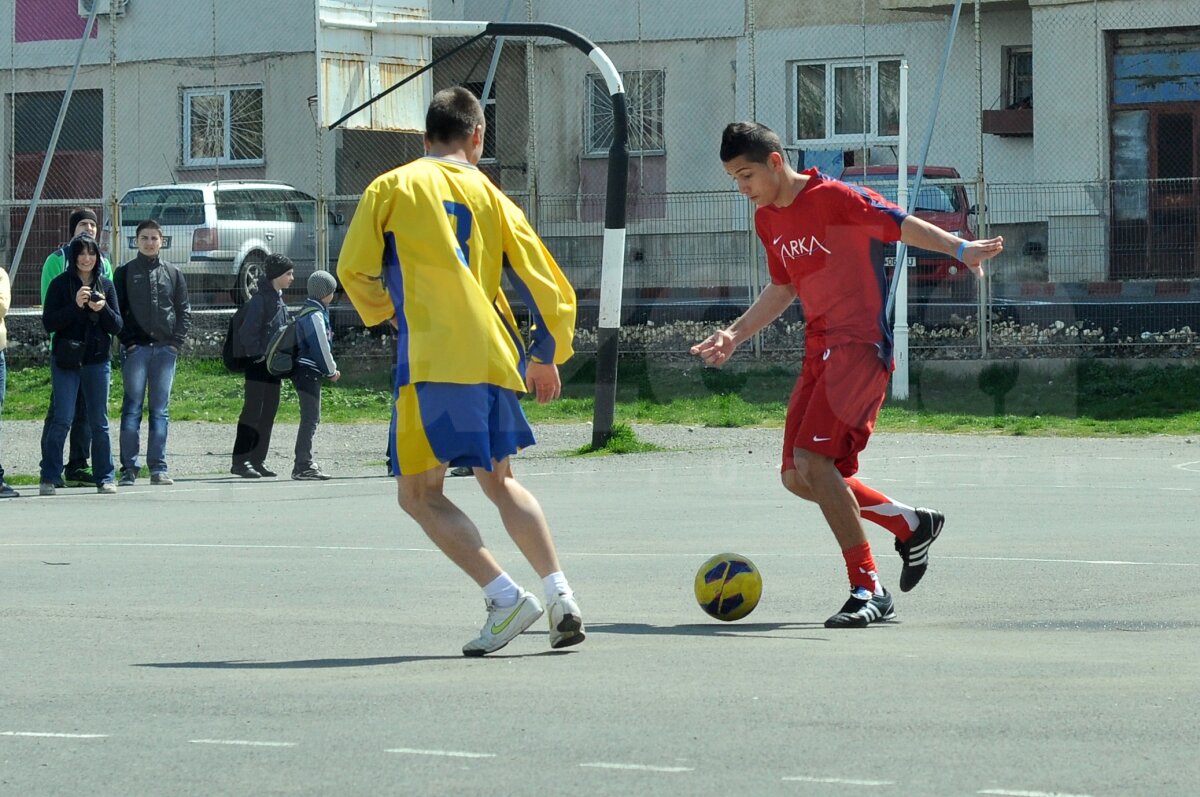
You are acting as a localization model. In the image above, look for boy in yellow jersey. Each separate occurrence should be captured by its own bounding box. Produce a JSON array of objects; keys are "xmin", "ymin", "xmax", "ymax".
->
[{"xmin": 338, "ymin": 86, "xmax": 583, "ymax": 656}]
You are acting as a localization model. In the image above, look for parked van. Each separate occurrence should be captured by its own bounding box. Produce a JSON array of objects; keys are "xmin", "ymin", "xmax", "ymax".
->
[
  {"xmin": 112, "ymin": 181, "xmax": 345, "ymax": 304},
  {"xmin": 841, "ymin": 165, "xmax": 977, "ymax": 285}
]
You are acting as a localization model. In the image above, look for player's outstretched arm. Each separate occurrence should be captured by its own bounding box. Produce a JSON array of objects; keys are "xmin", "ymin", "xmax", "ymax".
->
[
  {"xmin": 690, "ymin": 282, "xmax": 796, "ymax": 367},
  {"xmin": 899, "ymin": 215, "xmax": 1004, "ymax": 278}
]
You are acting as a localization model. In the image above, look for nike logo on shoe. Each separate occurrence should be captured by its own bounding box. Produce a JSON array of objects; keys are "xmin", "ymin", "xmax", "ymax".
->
[{"xmin": 490, "ymin": 598, "xmax": 528, "ymax": 635}]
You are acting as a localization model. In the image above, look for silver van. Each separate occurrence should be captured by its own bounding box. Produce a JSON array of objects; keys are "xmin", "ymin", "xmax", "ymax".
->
[{"xmin": 113, "ymin": 181, "xmax": 345, "ymax": 304}]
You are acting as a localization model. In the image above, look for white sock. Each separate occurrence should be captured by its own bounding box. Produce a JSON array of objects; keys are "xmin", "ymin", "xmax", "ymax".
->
[
  {"xmin": 542, "ymin": 571, "xmax": 572, "ymax": 602},
  {"xmin": 483, "ymin": 572, "xmax": 521, "ymax": 608}
]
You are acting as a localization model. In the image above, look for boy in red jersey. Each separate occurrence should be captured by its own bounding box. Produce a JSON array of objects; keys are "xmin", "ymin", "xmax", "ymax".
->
[{"xmin": 692, "ymin": 122, "xmax": 1004, "ymax": 628}]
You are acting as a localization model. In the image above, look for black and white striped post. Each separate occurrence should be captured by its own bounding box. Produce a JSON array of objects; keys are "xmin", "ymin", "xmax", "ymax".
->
[{"xmin": 324, "ymin": 20, "xmax": 628, "ymax": 449}]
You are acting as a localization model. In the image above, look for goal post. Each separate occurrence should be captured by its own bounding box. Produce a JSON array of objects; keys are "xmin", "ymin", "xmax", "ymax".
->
[{"xmin": 321, "ymin": 19, "xmax": 629, "ymax": 448}]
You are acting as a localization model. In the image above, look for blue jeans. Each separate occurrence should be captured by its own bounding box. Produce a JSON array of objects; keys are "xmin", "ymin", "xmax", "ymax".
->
[
  {"xmin": 42, "ymin": 361, "xmax": 115, "ymax": 485},
  {"xmin": 120, "ymin": 343, "xmax": 179, "ymax": 476}
]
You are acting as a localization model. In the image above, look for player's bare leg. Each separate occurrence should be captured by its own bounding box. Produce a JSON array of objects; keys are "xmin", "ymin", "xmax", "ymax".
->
[
  {"xmin": 475, "ymin": 457, "xmax": 585, "ymax": 648},
  {"xmin": 396, "ymin": 467, "xmax": 501, "ymax": 586},
  {"xmin": 473, "ymin": 457, "xmax": 560, "ymax": 578},
  {"xmin": 792, "ymin": 448, "xmax": 894, "ymax": 628},
  {"xmin": 397, "ymin": 466, "xmax": 544, "ymax": 655}
]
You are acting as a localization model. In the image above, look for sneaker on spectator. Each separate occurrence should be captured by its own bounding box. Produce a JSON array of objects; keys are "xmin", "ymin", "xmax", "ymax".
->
[
  {"xmin": 547, "ymin": 592, "xmax": 586, "ymax": 649},
  {"xmin": 292, "ymin": 466, "xmax": 331, "ymax": 481},
  {"xmin": 449, "ymin": 465, "xmax": 474, "ymax": 477},
  {"xmin": 0, "ymin": 482, "xmax": 19, "ymax": 499},
  {"xmin": 97, "ymin": 483, "xmax": 117, "ymax": 495},
  {"xmin": 64, "ymin": 467, "xmax": 94, "ymax": 487},
  {"xmin": 824, "ymin": 588, "xmax": 895, "ymax": 629},
  {"xmin": 231, "ymin": 462, "xmax": 261, "ymax": 479},
  {"xmin": 462, "ymin": 590, "xmax": 544, "ymax": 657},
  {"xmin": 117, "ymin": 470, "xmax": 137, "ymax": 487},
  {"xmin": 150, "ymin": 473, "xmax": 174, "ymax": 486},
  {"xmin": 39, "ymin": 483, "xmax": 57, "ymax": 496},
  {"xmin": 251, "ymin": 462, "xmax": 277, "ymax": 478}
]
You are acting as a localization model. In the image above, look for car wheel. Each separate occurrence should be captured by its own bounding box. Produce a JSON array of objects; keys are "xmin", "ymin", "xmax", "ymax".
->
[{"xmin": 234, "ymin": 253, "xmax": 266, "ymax": 305}]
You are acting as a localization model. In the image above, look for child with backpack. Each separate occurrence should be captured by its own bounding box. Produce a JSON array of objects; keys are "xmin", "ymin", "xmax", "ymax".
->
[
  {"xmin": 290, "ymin": 271, "xmax": 340, "ymax": 480},
  {"xmin": 229, "ymin": 254, "xmax": 292, "ymax": 478}
]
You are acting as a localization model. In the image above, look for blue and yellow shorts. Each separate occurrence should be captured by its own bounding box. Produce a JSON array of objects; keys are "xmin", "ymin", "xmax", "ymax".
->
[{"xmin": 389, "ymin": 382, "xmax": 536, "ymax": 476}]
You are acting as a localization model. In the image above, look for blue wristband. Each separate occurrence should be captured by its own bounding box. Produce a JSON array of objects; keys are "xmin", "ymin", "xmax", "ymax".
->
[{"xmin": 955, "ymin": 240, "xmax": 967, "ymax": 261}]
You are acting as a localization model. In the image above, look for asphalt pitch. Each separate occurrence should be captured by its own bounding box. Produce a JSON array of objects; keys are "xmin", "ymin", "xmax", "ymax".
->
[{"xmin": 2, "ymin": 432, "xmax": 1198, "ymax": 797}]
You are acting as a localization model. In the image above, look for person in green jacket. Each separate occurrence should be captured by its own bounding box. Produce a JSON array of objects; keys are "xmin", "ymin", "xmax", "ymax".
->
[{"xmin": 39, "ymin": 208, "xmax": 113, "ymax": 487}]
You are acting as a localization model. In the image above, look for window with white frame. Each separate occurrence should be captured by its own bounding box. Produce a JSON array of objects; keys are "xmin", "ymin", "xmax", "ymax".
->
[
  {"xmin": 794, "ymin": 58, "xmax": 900, "ymax": 143},
  {"xmin": 586, "ymin": 70, "xmax": 664, "ymax": 156},
  {"xmin": 183, "ymin": 85, "xmax": 264, "ymax": 166}
]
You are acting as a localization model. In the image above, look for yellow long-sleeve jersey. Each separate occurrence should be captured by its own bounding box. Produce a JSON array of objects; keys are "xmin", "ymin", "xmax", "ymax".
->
[{"xmin": 338, "ymin": 157, "xmax": 576, "ymax": 392}]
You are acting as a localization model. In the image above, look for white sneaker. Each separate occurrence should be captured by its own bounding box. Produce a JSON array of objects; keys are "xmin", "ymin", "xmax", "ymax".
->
[
  {"xmin": 462, "ymin": 590, "xmax": 544, "ymax": 657},
  {"xmin": 547, "ymin": 592, "xmax": 586, "ymax": 649}
]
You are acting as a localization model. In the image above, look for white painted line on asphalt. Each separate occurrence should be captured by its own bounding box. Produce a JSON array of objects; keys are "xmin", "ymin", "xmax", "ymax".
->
[
  {"xmin": 385, "ymin": 747, "xmax": 495, "ymax": 758},
  {"xmin": 1177, "ymin": 460, "xmax": 1200, "ymax": 472},
  {"xmin": 1, "ymin": 542, "xmax": 1197, "ymax": 569},
  {"xmin": 978, "ymin": 790, "xmax": 1094, "ymax": 797},
  {"xmin": 2, "ymin": 731, "xmax": 107, "ymax": 738},
  {"xmin": 189, "ymin": 739, "xmax": 297, "ymax": 747},
  {"xmin": 783, "ymin": 775, "xmax": 894, "ymax": 786},
  {"xmin": 580, "ymin": 762, "xmax": 693, "ymax": 773}
]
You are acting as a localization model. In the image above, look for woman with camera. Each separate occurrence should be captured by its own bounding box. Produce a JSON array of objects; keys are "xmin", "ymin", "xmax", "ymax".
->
[{"xmin": 40, "ymin": 234, "xmax": 123, "ymax": 495}]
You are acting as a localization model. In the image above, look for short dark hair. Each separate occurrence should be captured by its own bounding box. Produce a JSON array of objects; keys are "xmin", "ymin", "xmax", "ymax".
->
[
  {"xmin": 425, "ymin": 86, "xmax": 485, "ymax": 145},
  {"xmin": 135, "ymin": 219, "xmax": 162, "ymax": 236},
  {"xmin": 720, "ymin": 122, "xmax": 785, "ymax": 164}
]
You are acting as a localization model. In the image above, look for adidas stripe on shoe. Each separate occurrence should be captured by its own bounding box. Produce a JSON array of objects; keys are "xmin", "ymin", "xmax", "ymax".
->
[
  {"xmin": 895, "ymin": 507, "xmax": 945, "ymax": 592},
  {"xmin": 462, "ymin": 590, "xmax": 544, "ymax": 657},
  {"xmin": 824, "ymin": 588, "xmax": 896, "ymax": 629}
]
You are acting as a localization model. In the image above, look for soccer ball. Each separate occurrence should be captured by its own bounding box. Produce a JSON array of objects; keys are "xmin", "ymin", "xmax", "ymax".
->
[{"xmin": 694, "ymin": 553, "xmax": 762, "ymax": 621}]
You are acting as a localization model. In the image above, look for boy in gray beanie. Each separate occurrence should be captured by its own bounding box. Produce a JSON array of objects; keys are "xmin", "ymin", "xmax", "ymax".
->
[{"xmin": 290, "ymin": 270, "xmax": 340, "ymax": 480}]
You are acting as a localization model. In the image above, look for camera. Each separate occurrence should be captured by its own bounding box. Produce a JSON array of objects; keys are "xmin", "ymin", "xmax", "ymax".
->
[{"xmin": 88, "ymin": 289, "xmax": 103, "ymax": 303}]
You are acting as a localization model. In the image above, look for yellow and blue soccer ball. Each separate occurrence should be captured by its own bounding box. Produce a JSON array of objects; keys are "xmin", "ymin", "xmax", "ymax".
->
[{"xmin": 694, "ymin": 553, "xmax": 762, "ymax": 621}]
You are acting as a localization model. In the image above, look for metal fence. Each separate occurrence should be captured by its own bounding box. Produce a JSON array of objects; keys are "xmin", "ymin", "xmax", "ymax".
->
[{"xmin": 2, "ymin": 0, "xmax": 1199, "ymax": 360}]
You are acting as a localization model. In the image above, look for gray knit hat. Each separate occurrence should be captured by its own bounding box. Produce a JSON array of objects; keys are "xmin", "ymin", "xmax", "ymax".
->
[{"xmin": 307, "ymin": 270, "xmax": 338, "ymax": 299}]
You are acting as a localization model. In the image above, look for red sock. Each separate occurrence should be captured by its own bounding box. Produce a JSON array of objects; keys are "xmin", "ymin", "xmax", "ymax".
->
[
  {"xmin": 841, "ymin": 542, "xmax": 879, "ymax": 595},
  {"xmin": 846, "ymin": 477, "xmax": 914, "ymax": 541}
]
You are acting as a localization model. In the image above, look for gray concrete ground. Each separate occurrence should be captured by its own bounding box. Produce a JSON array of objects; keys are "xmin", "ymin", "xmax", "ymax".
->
[{"xmin": 2, "ymin": 424, "xmax": 1198, "ymax": 796}]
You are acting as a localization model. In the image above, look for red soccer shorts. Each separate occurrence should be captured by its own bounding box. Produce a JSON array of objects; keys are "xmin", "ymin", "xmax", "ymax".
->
[{"xmin": 782, "ymin": 342, "xmax": 891, "ymax": 478}]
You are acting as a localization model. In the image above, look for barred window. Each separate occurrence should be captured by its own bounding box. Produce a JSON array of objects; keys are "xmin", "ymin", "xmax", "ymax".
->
[
  {"xmin": 794, "ymin": 58, "xmax": 900, "ymax": 143},
  {"xmin": 586, "ymin": 70, "xmax": 665, "ymax": 156},
  {"xmin": 183, "ymin": 85, "xmax": 264, "ymax": 167}
]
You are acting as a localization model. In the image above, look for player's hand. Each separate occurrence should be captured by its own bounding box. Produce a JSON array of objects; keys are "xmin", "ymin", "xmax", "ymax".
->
[
  {"xmin": 525, "ymin": 361, "xmax": 561, "ymax": 404},
  {"xmin": 961, "ymin": 236, "xmax": 1004, "ymax": 277},
  {"xmin": 690, "ymin": 328, "xmax": 738, "ymax": 367}
]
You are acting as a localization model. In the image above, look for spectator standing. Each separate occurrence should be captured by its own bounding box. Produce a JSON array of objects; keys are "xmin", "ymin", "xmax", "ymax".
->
[
  {"xmin": 39, "ymin": 208, "xmax": 113, "ymax": 487},
  {"xmin": 291, "ymin": 270, "xmax": 340, "ymax": 481},
  {"xmin": 230, "ymin": 254, "xmax": 294, "ymax": 478},
  {"xmin": 40, "ymin": 235, "xmax": 122, "ymax": 495},
  {"xmin": 113, "ymin": 220, "xmax": 191, "ymax": 486},
  {"xmin": 0, "ymin": 265, "xmax": 16, "ymax": 498}
]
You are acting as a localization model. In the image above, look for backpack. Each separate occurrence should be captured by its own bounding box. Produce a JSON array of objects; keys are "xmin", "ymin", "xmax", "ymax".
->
[
  {"xmin": 222, "ymin": 304, "xmax": 253, "ymax": 373},
  {"xmin": 264, "ymin": 306, "xmax": 321, "ymax": 377}
]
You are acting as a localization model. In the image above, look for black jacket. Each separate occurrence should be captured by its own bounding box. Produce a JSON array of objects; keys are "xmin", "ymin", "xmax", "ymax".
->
[
  {"xmin": 114, "ymin": 253, "xmax": 191, "ymax": 348},
  {"xmin": 234, "ymin": 277, "xmax": 288, "ymax": 359},
  {"xmin": 42, "ymin": 268, "xmax": 123, "ymax": 366}
]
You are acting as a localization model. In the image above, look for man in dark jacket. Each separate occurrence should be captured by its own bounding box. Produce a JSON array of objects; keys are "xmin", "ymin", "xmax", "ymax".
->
[{"xmin": 113, "ymin": 219, "xmax": 191, "ymax": 486}]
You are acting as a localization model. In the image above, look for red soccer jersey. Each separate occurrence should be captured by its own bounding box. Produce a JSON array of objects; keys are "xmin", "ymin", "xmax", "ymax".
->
[{"xmin": 756, "ymin": 168, "xmax": 907, "ymax": 360}]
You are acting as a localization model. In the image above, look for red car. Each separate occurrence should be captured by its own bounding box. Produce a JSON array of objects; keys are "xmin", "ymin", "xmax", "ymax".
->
[{"xmin": 840, "ymin": 165, "xmax": 977, "ymax": 285}]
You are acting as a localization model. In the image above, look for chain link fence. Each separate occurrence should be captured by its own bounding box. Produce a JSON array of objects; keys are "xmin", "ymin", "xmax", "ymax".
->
[{"xmin": 2, "ymin": 0, "xmax": 1198, "ymax": 362}]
